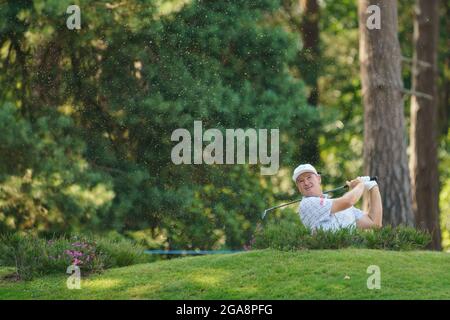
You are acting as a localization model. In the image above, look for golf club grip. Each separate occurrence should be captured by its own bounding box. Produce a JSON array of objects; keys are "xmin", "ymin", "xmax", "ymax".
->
[
  {"xmin": 343, "ymin": 176, "xmax": 377, "ymax": 188},
  {"xmin": 351, "ymin": 176, "xmax": 378, "ymax": 182}
]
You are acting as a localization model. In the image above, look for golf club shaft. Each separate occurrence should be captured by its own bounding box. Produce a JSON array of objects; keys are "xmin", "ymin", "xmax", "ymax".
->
[
  {"xmin": 261, "ymin": 176, "xmax": 378, "ymax": 219},
  {"xmin": 261, "ymin": 187, "xmax": 343, "ymax": 218}
]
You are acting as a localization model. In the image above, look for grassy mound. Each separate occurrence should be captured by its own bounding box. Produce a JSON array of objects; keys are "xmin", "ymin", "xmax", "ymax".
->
[{"xmin": 1, "ymin": 249, "xmax": 449, "ymax": 299}]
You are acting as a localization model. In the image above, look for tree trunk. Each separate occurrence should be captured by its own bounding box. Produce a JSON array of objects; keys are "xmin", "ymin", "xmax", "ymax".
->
[
  {"xmin": 358, "ymin": 0, "xmax": 414, "ymax": 226},
  {"xmin": 409, "ymin": 0, "xmax": 441, "ymax": 250}
]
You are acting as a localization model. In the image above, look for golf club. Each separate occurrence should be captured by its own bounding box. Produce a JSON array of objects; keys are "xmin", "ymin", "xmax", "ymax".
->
[{"xmin": 261, "ymin": 176, "xmax": 378, "ymax": 219}]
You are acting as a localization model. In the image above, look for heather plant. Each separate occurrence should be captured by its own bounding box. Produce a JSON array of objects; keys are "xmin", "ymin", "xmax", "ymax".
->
[{"xmin": 0, "ymin": 234, "xmax": 148, "ymax": 280}]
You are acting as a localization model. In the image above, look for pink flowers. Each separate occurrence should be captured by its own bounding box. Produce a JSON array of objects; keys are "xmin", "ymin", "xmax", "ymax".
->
[
  {"xmin": 62, "ymin": 239, "xmax": 98, "ymax": 268},
  {"xmin": 65, "ymin": 250, "xmax": 83, "ymax": 258},
  {"xmin": 65, "ymin": 250, "xmax": 84, "ymax": 265}
]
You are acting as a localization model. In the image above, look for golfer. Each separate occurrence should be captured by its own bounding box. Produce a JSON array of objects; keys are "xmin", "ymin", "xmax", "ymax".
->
[{"xmin": 293, "ymin": 164, "xmax": 383, "ymax": 231}]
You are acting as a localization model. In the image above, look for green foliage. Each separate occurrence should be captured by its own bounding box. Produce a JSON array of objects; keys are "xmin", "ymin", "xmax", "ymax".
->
[
  {"xmin": 0, "ymin": 0, "xmax": 447, "ymax": 251},
  {"xmin": 439, "ymin": 131, "xmax": 450, "ymax": 250},
  {"xmin": 318, "ymin": 1, "xmax": 363, "ymax": 186},
  {"xmin": 0, "ymin": 0, "xmax": 318, "ymax": 250},
  {"xmin": 0, "ymin": 234, "xmax": 73, "ymax": 280},
  {"xmin": 0, "ymin": 233, "xmax": 149, "ymax": 280},
  {"xmin": 162, "ymin": 166, "xmax": 273, "ymax": 250},
  {"xmin": 95, "ymin": 233, "xmax": 150, "ymax": 268},
  {"xmin": 253, "ymin": 212, "xmax": 431, "ymax": 251},
  {"xmin": 0, "ymin": 104, "xmax": 115, "ymax": 235}
]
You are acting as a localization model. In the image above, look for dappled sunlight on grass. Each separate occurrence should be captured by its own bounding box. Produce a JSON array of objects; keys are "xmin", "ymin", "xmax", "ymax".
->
[
  {"xmin": 83, "ymin": 278, "xmax": 124, "ymax": 290},
  {"xmin": 126, "ymin": 282, "xmax": 163, "ymax": 298},
  {"xmin": 231, "ymin": 285, "xmax": 259, "ymax": 296},
  {"xmin": 189, "ymin": 270, "xmax": 229, "ymax": 286},
  {"xmin": 123, "ymin": 268, "xmax": 234, "ymax": 299}
]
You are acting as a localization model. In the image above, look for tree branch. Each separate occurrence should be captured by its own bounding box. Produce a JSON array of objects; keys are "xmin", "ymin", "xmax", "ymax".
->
[
  {"xmin": 401, "ymin": 88, "xmax": 433, "ymax": 100},
  {"xmin": 401, "ymin": 56, "xmax": 432, "ymax": 69}
]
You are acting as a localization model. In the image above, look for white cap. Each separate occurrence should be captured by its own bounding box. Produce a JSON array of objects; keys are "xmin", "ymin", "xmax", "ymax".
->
[{"xmin": 292, "ymin": 163, "xmax": 318, "ymax": 182}]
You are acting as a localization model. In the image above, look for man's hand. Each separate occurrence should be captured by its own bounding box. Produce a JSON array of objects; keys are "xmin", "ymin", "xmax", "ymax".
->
[
  {"xmin": 346, "ymin": 177, "xmax": 364, "ymax": 190},
  {"xmin": 356, "ymin": 176, "xmax": 378, "ymax": 191}
]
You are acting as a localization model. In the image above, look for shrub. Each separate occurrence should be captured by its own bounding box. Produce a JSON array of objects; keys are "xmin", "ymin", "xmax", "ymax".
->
[
  {"xmin": 252, "ymin": 212, "xmax": 431, "ymax": 251},
  {"xmin": 61, "ymin": 237, "xmax": 107, "ymax": 273},
  {"xmin": 0, "ymin": 234, "xmax": 53, "ymax": 280},
  {"xmin": 0, "ymin": 234, "xmax": 105, "ymax": 280},
  {"xmin": 95, "ymin": 235, "xmax": 150, "ymax": 268},
  {"xmin": 0, "ymin": 233, "xmax": 150, "ymax": 281},
  {"xmin": 362, "ymin": 225, "xmax": 432, "ymax": 250}
]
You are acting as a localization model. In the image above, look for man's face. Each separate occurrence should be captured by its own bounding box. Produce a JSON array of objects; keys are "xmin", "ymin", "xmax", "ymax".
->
[{"xmin": 296, "ymin": 172, "xmax": 322, "ymax": 196}]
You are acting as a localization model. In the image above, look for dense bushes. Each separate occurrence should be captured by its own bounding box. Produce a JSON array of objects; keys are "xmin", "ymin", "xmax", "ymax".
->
[
  {"xmin": 0, "ymin": 233, "xmax": 150, "ymax": 280},
  {"xmin": 253, "ymin": 212, "xmax": 431, "ymax": 251},
  {"xmin": 0, "ymin": 0, "xmax": 317, "ymax": 252},
  {"xmin": 96, "ymin": 234, "xmax": 150, "ymax": 269}
]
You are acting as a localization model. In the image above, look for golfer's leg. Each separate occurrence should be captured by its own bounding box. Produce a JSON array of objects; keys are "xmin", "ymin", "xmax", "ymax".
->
[{"xmin": 368, "ymin": 186, "xmax": 382, "ymax": 227}]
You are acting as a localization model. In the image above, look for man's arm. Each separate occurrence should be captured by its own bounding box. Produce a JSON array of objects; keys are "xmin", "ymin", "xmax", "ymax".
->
[
  {"xmin": 330, "ymin": 179, "xmax": 365, "ymax": 214},
  {"xmin": 368, "ymin": 185, "xmax": 382, "ymax": 227},
  {"xmin": 356, "ymin": 186, "xmax": 383, "ymax": 229}
]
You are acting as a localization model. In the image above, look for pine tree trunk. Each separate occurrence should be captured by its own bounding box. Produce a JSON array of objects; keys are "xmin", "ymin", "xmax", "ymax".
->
[
  {"xmin": 358, "ymin": 0, "xmax": 414, "ymax": 226},
  {"xmin": 409, "ymin": 0, "xmax": 441, "ymax": 250}
]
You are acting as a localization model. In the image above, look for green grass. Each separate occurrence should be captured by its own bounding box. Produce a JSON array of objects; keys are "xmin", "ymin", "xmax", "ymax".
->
[{"xmin": 0, "ymin": 249, "xmax": 449, "ymax": 299}]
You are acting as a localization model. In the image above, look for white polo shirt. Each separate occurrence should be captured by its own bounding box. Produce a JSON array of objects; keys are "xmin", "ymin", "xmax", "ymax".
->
[{"xmin": 299, "ymin": 194, "xmax": 364, "ymax": 231}]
